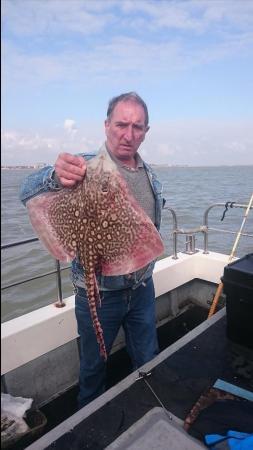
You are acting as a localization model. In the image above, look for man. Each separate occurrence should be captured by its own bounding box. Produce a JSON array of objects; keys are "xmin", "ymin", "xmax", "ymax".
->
[{"xmin": 20, "ymin": 92, "xmax": 165, "ymax": 408}]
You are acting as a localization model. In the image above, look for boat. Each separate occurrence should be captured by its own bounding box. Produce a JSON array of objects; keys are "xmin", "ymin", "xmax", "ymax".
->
[{"xmin": 1, "ymin": 201, "xmax": 253, "ymax": 449}]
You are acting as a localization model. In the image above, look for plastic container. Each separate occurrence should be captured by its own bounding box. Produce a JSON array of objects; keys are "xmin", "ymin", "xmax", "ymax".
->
[{"xmin": 222, "ymin": 253, "xmax": 253, "ymax": 349}]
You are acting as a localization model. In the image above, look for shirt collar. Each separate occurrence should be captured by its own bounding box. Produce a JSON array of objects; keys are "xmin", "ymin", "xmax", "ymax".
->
[{"xmin": 102, "ymin": 142, "xmax": 144, "ymax": 169}]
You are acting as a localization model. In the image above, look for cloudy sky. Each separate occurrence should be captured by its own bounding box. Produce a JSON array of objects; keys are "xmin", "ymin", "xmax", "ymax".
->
[{"xmin": 2, "ymin": 0, "xmax": 253, "ymax": 166}]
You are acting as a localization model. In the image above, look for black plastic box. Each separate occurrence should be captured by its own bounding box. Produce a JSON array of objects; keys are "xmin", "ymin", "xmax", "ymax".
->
[{"xmin": 222, "ymin": 253, "xmax": 253, "ymax": 349}]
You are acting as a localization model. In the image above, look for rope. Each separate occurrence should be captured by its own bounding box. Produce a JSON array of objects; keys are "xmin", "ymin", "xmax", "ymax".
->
[
  {"xmin": 220, "ymin": 202, "xmax": 235, "ymax": 221},
  {"xmin": 136, "ymin": 371, "xmax": 173, "ymax": 420}
]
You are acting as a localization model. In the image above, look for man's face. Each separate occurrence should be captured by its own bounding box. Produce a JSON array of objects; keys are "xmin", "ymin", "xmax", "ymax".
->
[{"xmin": 105, "ymin": 100, "xmax": 149, "ymax": 163}]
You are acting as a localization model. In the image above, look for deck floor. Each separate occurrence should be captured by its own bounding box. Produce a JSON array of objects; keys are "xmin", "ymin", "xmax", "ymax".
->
[
  {"xmin": 10, "ymin": 304, "xmax": 207, "ymax": 450},
  {"xmin": 43, "ymin": 313, "xmax": 253, "ymax": 449},
  {"xmin": 11, "ymin": 306, "xmax": 253, "ymax": 449}
]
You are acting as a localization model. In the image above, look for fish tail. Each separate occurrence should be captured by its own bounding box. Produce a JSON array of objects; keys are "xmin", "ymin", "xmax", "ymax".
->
[
  {"xmin": 94, "ymin": 276, "xmax": 101, "ymax": 308},
  {"xmin": 93, "ymin": 315, "xmax": 107, "ymax": 361},
  {"xmin": 86, "ymin": 272, "xmax": 107, "ymax": 360}
]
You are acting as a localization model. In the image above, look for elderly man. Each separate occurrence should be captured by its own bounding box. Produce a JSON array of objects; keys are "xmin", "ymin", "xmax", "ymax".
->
[{"xmin": 20, "ymin": 92, "xmax": 165, "ymax": 408}]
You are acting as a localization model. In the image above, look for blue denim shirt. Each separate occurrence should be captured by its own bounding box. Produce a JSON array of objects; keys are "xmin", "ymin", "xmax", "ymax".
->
[{"xmin": 20, "ymin": 146, "xmax": 165, "ymax": 290}]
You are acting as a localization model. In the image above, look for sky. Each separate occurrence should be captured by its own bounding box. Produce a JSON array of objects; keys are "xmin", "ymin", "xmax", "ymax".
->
[{"xmin": 2, "ymin": 0, "xmax": 253, "ymax": 166}]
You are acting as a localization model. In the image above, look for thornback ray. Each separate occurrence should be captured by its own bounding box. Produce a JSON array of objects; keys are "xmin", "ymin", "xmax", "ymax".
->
[{"xmin": 26, "ymin": 150, "xmax": 164, "ymax": 359}]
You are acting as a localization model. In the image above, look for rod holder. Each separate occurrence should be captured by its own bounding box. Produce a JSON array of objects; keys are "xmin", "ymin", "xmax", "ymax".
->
[{"xmin": 184, "ymin": 234, "xmax": 198, "ymax": 255}]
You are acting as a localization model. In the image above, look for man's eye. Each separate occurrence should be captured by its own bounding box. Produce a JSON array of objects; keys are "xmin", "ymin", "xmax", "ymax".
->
[{"xmin": 134, "ymin": 125, "xmax": 144, "ymax": 131}]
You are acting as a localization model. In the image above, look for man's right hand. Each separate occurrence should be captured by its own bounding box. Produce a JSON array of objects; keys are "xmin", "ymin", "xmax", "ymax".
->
[{"xmin": 54, "ymin": 153, "xmax": 87, "ymax": 188}]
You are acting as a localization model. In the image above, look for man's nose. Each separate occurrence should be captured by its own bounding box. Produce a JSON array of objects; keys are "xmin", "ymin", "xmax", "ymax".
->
[{"xmin": 124, "ymin": 126, "xmax": 134, "ymax": 141}]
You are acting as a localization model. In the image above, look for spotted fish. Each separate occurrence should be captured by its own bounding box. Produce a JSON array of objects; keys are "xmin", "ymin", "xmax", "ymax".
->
[{"xmin": 26, "ymin": 150, "xmax": 164, "ymax": 359}]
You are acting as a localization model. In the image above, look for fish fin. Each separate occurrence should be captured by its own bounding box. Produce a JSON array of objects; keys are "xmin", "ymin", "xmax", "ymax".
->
[{"xmin": 26, "ymin": 193, "xmax": 76, "ymax": 262}]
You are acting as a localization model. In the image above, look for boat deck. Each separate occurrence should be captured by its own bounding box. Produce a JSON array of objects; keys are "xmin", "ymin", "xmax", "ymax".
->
[
  {"xmin": 25, "ymin": 310, "xmax": 253, "ymax": 449},
  {"xmin": 40, "ymin": 304, "xmax": 208, "ymax": 435}
]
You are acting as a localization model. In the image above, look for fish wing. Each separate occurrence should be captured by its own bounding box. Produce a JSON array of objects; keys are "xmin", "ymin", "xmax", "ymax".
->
[{"xmin": 26, "ymin": 151, "xmax": 164, "ymax": 273}]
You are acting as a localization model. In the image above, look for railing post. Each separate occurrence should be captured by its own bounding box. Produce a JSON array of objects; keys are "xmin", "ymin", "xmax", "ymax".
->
[
  {"xmin": 164, "ymin": 207, "xmax": 178, "ymax": 259},
  {"xmin": 54, "ymin": 260, "xmax": 65, "ymax": 308},
  {"xmin": 203, "ymin": 229, "xmax": 209, "ymax": 254},
  {"xmin": 172, "ymin": 230, "xmax": 178, "ymax": 259}
]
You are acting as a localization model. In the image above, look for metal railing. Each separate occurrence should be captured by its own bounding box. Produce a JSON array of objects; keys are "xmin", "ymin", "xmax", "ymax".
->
[
  {"xmin": 165, "ymin": 201, "xmax": 253, "ymax": 259},
  {"xmin": 1, "ymin": 238, "xmax": 69, "ymax": 306},
  {"xmin": 202, "ymin": 203, "xmax": 253, "ymax": 254},
  {"xmin": 1, "ymin": 201, "xmax": 253, "ymax": 306}
]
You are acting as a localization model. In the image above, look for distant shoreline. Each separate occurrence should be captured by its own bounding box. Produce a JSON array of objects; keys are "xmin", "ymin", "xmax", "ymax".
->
[
  {"xmin": 1, "ymin": 164, "xmax": 252, "ymax": 170},
  {"xmin": 1, "ymin": 165, "xmax": 47, "ymax": 170},
  {"xmin": 150, "ymin": 164, "xmax": 253, "ymax": 168}
]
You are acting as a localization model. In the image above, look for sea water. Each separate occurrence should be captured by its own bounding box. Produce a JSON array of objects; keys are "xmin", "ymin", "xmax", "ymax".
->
[{"xmin": 1, "ymin": 166, "xmax": 253, "ymax": 322}]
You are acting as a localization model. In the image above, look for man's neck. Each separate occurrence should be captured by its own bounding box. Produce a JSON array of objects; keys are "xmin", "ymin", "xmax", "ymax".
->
[
  {"xmin": 105, "ymin": 144, "xmax": 137, "ymax": 169},
  {"xmin": 120, "ymin": 156, "xmax": 137, "ymax": 169}
]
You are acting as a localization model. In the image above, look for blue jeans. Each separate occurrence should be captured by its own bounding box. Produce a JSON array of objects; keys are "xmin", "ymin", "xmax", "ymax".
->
[{"xmin": 75, "ymin": 277, "xmax": 159, "ymax": 408}]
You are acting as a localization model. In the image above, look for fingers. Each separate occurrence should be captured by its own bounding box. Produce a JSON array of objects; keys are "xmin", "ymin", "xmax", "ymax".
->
[
  {"xmin": 56, "ymin": 177, "xmax": 80, "ymax": 188},
  {"xmin": 55, "ymin": 153, "xmax": 87, "ymax": 187}
]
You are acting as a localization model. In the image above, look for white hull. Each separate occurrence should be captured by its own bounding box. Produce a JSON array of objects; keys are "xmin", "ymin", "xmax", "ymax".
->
[{"xmin": 2, "ymin": 250, "xmax": 229, "ymax": 406}]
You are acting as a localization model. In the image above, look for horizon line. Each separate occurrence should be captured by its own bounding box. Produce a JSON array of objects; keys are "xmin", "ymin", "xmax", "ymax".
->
[{"xmin": 2, "ymin": 163, "xmax": 253, "ymax": 169}]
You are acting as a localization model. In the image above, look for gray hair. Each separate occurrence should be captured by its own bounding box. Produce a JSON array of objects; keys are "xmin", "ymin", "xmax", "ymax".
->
[{"xmin": 106, "ymin": 92, "xmax": 149, "ymax": 126}]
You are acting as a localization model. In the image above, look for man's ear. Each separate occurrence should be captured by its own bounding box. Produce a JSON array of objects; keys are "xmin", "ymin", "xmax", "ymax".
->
[
  {"xmin": 104, "ymin": 119, "xmax": 110, "ymax": 136},
  {"xmin": 141, "ymin": 125, "xmax": 150, "ymax": 143}
]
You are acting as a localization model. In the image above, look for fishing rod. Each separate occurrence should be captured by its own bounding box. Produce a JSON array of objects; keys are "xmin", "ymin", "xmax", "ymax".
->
[{"xmin": 208, "ymin": 193, "xmax": 253, "ymax": 318}]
